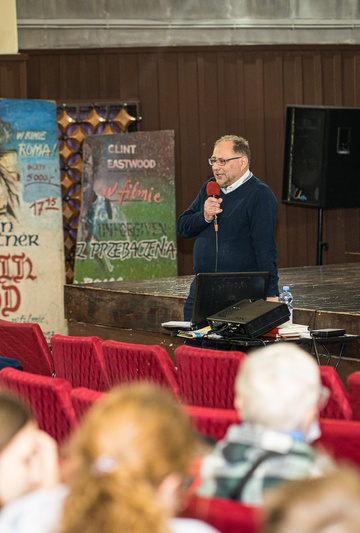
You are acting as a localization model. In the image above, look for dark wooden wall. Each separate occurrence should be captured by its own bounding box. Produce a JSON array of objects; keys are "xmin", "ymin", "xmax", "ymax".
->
[
  {"xmin": 2, "ymin": 45, "xmax": 360, "ymax": 276},
  {"xmin": 0, "ymin": 55, "xmax": 28, "ymax": 98}
]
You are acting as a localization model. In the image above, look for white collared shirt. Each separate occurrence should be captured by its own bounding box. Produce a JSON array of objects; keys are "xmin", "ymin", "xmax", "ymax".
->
[{"xmin": 221, "ymin": 169, "xmax": 252, "ymax": 194}]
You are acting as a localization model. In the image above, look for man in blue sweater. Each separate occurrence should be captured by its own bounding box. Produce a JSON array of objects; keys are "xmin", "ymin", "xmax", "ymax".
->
[{"xmin": 177, "ymin": 135, "xmax": 279, "ymax": 320}]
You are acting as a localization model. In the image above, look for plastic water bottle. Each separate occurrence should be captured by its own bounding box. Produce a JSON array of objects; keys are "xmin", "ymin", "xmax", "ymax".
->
[{"xmin": 280, "ymin": 286, "xmax": 293, "ymax": 323}]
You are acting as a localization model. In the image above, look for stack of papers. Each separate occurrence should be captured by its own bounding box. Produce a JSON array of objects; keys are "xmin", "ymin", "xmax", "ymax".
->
[{"xmin": 177, "ymin": 326, "xmax": 212, "ymax": 338}]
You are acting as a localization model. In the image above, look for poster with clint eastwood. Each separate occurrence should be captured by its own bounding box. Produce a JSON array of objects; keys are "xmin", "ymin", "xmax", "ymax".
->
[
  {"xmin": 74, "ymin": 130, "xmax": 177, "ymax": 283},
  {"xmin": 0, "ymin": 99, "xmax": 67, "ymax": 340}
]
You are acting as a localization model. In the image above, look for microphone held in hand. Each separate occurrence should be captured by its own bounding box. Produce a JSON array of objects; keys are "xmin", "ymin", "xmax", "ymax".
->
[
  {"xmin": 206, "ymin": 181, "xmax": 221, "ymax": 198},
  {"xmin": 206, "ymin": 181, "xmax": 221, "ymax": 232}
]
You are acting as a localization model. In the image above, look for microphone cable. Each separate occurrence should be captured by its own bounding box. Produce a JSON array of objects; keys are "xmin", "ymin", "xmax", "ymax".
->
[{"xmin": 206, "ymin": 181, "xmax": 220, "ymax": 272}]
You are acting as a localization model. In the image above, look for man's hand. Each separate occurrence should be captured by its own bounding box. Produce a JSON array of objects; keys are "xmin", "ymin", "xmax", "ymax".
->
[{"xmin": 204, "ymin": 197, "xmax": 223, "ymax": 222}]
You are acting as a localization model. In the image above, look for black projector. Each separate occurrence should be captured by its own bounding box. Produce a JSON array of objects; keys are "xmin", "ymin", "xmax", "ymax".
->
[{"xmin": 207, "ymin": 299, "xmax": 290, "ymax": 338}]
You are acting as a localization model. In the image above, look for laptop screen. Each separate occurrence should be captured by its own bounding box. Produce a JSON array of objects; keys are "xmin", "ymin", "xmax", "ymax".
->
[{"xmin": 191, "ymin": 271, "xmax": 270, "ymax": 329}]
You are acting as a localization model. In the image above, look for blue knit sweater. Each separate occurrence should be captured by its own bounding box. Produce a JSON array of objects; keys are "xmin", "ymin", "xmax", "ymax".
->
[{"xmin": 177, "ymin": 175, "xmax": 279, "ymax": 297}]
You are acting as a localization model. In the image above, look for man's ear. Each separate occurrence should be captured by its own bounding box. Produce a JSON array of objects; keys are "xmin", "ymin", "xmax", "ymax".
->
[
  {"xmin": 240, "ymin": 156, "xmax": 249, "ymax": 170},
  {"xmin": 302, "ymin": 404, "xmax": 318, "ymax": 435},
  {"xmin": 234, "ymin": 394, "xmax": 243, "ymax": 416}
]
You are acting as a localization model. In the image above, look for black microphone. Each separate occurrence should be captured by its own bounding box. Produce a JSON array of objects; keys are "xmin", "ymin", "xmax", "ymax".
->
[{"xmin": 206, "ymin": 181, "xmax": 221, "ymax": 232}]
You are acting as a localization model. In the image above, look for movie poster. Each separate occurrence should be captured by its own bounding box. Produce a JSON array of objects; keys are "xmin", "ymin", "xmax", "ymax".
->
[
  {"xmin": 74, "ymin": 130, "xmax": 177, "ymax": 283},
  {"xmin": 0, "ymin": 99, "xmax": 67, "ymax": 340}
]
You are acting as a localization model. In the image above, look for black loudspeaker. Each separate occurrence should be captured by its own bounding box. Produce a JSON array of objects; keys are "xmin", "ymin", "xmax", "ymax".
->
[
  {"xmin": 207, "ymin": 299, "xmax": 290, "ymax": 339},
  {"xmin": 282, "ymin": 105, "xmax": 360, "ymax": 208}
]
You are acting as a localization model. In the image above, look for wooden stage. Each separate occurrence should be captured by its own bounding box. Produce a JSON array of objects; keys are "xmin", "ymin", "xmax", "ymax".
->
[{"xmin": 64, "ymin": 263, "xmax": 360, "ymax": 384}]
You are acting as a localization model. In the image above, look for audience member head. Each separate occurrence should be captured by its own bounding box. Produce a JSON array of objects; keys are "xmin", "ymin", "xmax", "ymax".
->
[
  {"xmin": 0, "ymin": 393, "xmax": 58, "ymax": 506},
  {"xmin": 264, "ymin": 466, "xmax": 360, "ymax": 533},
  {"xmin": 60, "ymin": 383, "xmax": 199, "ymax": 533},
  {"xmin": 234, "ymin": 343, "xmax": 327, "ymax": 436}
]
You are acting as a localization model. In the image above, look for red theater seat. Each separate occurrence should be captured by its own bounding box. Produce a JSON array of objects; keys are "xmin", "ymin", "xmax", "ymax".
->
[
  {"xmin": 51, "ymin": 335, "xmax": 110, "ymax": 392},
  {"xmin": 185, "ymin": 405, "xmax": 240, "ymax": 441},
  {"xmin": 319, "ymin": 366, "xmax": 353, "ymax": 420},
  {"xmin": 0, "ymin": 367, "xmax": 77, "ymax": 444},
  {"xmin": 175, "ymin": 345, "xmax": 247, "ymax": 408},
  {"xmin": 183, "ymin": 494, "xmax": 262, "ymax": 533},
  {"xmin": 102, "ymin": 340, "xmax": 180, "ymax": 398},
  {"xmin": 70, "ymin": 387, "xmax": 107, "ymax": 421},
  {"xmin": 316, "ymin": 418, "xmax": 360, "ymax": 468},
  {"xmin": 0, "ymin": 319, "xmax": 54, "ymax": 376},
  {"xmin": 347, "ymin": 372, "xmax": 360, "ymax": 420}
]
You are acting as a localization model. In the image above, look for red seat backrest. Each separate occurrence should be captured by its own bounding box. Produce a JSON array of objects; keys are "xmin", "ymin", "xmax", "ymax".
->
[
  {"xmin": 0, "ymin": 367, "xmax": 77, "ymax": 444},
  {"xmin": 183, "ymin": 494, "xmax": 263, "ymax": 533},
  {"xmin": 102, "ymin": 340, "xmax": 180, "ymax": 398},
  {"xmin": 51, "ymin": 335, "xmax": 110, "ymax": 392},
  {"xmin": 175, "ymin": 345, "xmax": 247, "ymax": 408},
  {"xmin": 347, "ymin": 372, "xmax": 360, "ymax": 421},
  {"xmin": 319, "ymin": 366, "xmax": 353, "ymax": 420},
  {"xmin": 70, "ymin": 387, "xmax": 107, "ymax": 421},
  {"xmin": 316, "ymin": 418, "xmax": 360, "ymax": 468},
  {"xmin": 0, "ymin": 319, "xmax": 53, "ymax": 376},
  {"xmin": 185, "ymin": 405, "xmax": 240, "ymax": 441}
]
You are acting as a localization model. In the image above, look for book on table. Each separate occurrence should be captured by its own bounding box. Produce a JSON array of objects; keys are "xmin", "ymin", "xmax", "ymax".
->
[{"xmin": 262, "ymin": 323, "xmax": 310, "ymax": 339}]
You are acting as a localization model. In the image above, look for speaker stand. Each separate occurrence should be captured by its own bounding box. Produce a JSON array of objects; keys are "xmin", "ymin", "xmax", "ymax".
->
[{"xmin": 316, "ymin": 208, "xmax": 329, "ymax": 265}]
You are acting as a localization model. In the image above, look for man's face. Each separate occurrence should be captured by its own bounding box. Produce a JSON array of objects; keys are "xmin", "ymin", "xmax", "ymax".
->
[{"xmin": 211, "ymin": 140, "xmax": 248, "ymax": 189}]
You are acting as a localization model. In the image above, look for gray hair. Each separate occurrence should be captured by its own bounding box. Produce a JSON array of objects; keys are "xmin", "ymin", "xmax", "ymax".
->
[
  {"xmin": 214, "ymin": 135, "xmax": 251, "ymax": 166},
  {"xmin": 235, "ymin": 344, "xmax": 321, "ymax": 432}
]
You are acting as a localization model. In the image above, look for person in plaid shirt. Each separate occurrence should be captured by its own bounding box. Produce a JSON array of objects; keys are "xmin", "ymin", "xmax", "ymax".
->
[{"xmin": 196, "ymin": 343, "xmax": 335, "ymax": 505}]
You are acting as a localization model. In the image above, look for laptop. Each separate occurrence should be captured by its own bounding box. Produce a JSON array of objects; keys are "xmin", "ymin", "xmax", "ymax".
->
[
  {"xmin": 189, "ymin": 271, "xmax": 270, "ymax": 330},
  {"xmin": 161, "ymin": 271, "xmax": 270, "ymax": 331}
]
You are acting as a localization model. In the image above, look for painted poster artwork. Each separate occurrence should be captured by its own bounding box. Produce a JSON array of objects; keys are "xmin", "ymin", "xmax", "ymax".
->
[
  {"xmin": 75, "ymin": 130, "xmax": 177, "ymax": 283},
  {"xmin": 0, "ymin": 99, "xmax": 67, "ymax": 340}
]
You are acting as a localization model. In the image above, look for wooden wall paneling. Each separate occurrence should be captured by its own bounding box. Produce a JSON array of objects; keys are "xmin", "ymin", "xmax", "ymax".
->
[
  {"xmin": 79, "ymin": 54, "xmax": 97, "ymax": 99},
  {"xmin": 235, "ymin": 53, "xmax": 246, "ymax": 135},
  {"xmin": 342, "ymin": 52, "xmax": 357, "ymax": 106},
  {"xmin": 323, "ymin": 208, "xmax": 346, "ymax": 264},
  {"xmin": 175, "ymin": 52, "xmax": 201, "ymax": 275},
  {"xmin": 355, "ymin": 54, "xmax": 360, "ymax": 107},
  {"xmin": 53, "ymin": 52, "xmax": 76, "ymax": 100},
  {"xmin": 158, "ymin": 52, "xmax": 179, "ymax": 131},
  {"xmin": 118, "ymin": 52, "xmax": 139, "ymax": 100},
  {"xmin": 58, "ymin": 54, "xmax": 71, "ymax": 100},
  {"xmin": 0, "ymin": 55, "xmax": 28, "ymax": 99},
  {"xmin": 344, "ymin": 208, "xmax": 360, "ymax": 257},
  {"xmin": 301, "ymin": 52, "xmax": 322, "ymax": 105},
  {"xmin": 262, "ymin": 52, "xmax": 288, "ymax": 268},
  {"xmin": 41, "ymin": 55, "xmax": 60, "ymax": 99},
  {"xmin": 196, "ymin": 52, "xmax": 210, "ymax": 175},
  {"xmin": 321, "ymin": 52, "xmax": 341, "ymax": 105},
  {"xmin": 214, "ymin": 50, "xmax": 227, "ymax": 135},
  {"xmin": 138, "ymin": 51, "xmax": 160, "ymax": 131},
  {"xmin": 176, "ymin": 52, "xmax": 202, "ymax": 212},
  {"xmin": 98, "ymin": 52, "xmax": 116, "ymax": 99},
  {"xmin": 242, "ymin": 52, "xmax": 266, "ymax": 181},
  {"xmin": 197, "ymin": 51, "xmax": 218, "ymax": 181}
]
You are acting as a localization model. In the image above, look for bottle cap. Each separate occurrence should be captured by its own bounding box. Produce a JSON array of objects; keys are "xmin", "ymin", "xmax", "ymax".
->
[{"xmin": 283, "ymin": 286, "xmax": 290, "ymax": 291}]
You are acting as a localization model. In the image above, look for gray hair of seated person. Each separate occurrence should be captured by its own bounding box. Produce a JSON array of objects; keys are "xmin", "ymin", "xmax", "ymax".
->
[
  {"xmin": 235, "ymin": 343, "xmax": 321, "ymax": 432},
  {"xmin": 264, "ymin": 466, "xmax": 360, "ymax": 533},
  {"xmin": 0, "ymin": 394, "xmax": 32, "ymax": 453}
]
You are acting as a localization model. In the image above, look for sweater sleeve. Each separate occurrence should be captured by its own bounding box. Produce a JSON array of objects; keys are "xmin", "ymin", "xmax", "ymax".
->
[{"xmin": 177, "ymin": 183, "xmax": 211, "ymax": 238}]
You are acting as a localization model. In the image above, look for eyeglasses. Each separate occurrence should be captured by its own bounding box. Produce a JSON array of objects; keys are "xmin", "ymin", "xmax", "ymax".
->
[{"xmin": 208, "ymin": 156, "xmax": 243, "ymax": 167}]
